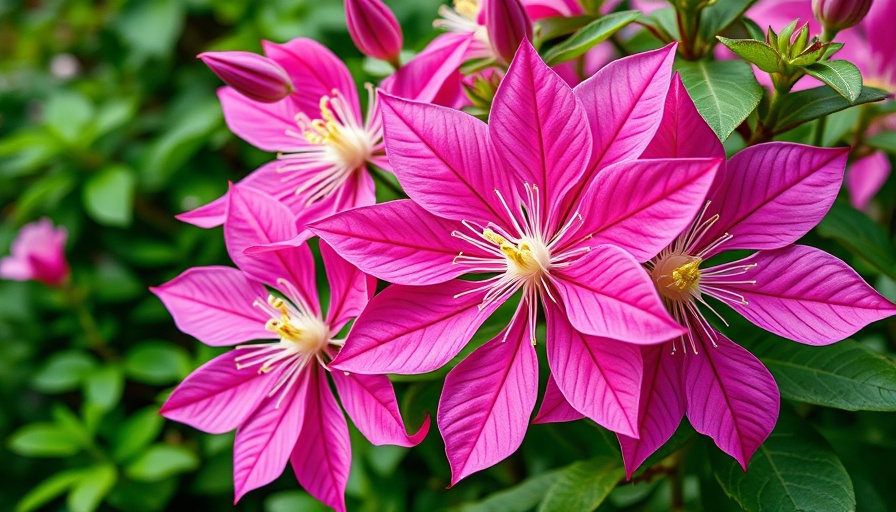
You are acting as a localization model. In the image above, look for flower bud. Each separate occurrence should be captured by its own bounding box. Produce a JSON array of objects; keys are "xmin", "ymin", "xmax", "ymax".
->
[
  {"xmin": 812, "ymin": 0, "xmax": 872, "ymax": 31},
  {"xmin": 344, "ymin": 0, "xmax": 404, "ymax": 64},
  {"xmin": 198, "ymin": 51, "xmax": 293, "ymax": 103},
  {"xmin": 486, "ymin": 0, "xmax": 533, "ymax": 65},
  {"xmin": 0, "ymin": 218, "xmax": 70, "ymax": 287}
]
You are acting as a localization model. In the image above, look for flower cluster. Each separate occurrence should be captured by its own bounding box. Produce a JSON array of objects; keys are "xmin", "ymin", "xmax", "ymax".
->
[{"xmin": 142, "ymin": 0, "xmax": 896, "ymax": 509}]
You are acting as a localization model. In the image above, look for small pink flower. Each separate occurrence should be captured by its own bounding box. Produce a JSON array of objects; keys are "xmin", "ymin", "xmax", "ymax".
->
[
  {"xmin": 153, "ymin": 186, "xmax": 427, "ymax": 509},
  {"xmin": 813, "ymin": 0, "xmax": 872, "ymax": 31},
  {"xmin": 344, "ymin": 0, "xmax": 404, "ymax": 64},
  {"xmin": 0, "ymin": 218, "xmax": 69, "ymax": 287},
  {"xmin": 199, "ymin": 51, "xmax": 294, "ymax": 103},
  {"xmin": 486, "ymin": 0, "xmax": 533, "ymax": 64}
]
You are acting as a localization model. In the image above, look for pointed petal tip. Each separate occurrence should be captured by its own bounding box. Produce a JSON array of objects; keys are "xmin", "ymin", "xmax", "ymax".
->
[{"xmin": 407, "ymin": 413, "xmax": 432, "ymax": 446}]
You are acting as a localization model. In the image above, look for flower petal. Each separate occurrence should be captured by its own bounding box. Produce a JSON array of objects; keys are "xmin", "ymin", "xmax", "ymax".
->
[
  {"xmin": 545, "ymin": 301, "xmax": 642, "ymax": 437},
  {"xmin": 379, "ymin": 93, "xmax": 516, "ymax": 227},
  {"xmin": 160, "ymin": 351, "xmax": 281, "ymax": 434},
  {"xmin": 438, "ymin": 311, "xmax": 538, "ymax": 485},
  {"xmin": 290, "ymin": 365, "xmax": 351, "ymax": 512},
  {"xmin": 700, "ymin": 143, "xmax": 848, "ymax": 256},
  {"xmin": 150, "ymin": 266, "xmax": 271, "ymax": 346},
  {"xmin": 489, "ymin": 39, "xmax": 592, "ymax": 233},
  {"xmin": 847, "ymin": 151, "xmax": 890, "ymax": 211},
  {"xmin": 641, "ymin": 73, "xmax": 725, "ymax": 160},
  {"xmin": 552, "ymin": 245, "xmax": 685, "ymax": 343},
  {"xmin": 723, "ymin": 245, "xmax": 896, "ymax": 345},
  {"xmin": 380, "ymin": 33, "xmax": 471, "ymax": 106},
  {"xmin": 321, "ymin": 240, "xmax": 372, "ymax": 333},
  {"xmin": 532, "ymin": 374, "xmax": 585, "ymax": 424},
  {"xmin": 684, "ymin": 327, "xmax": 779, "ymax": 469},
  {"xmin": 233, "ymin": 367, "xmax": 311, "ymax": 502},
  {"xmin": 218, "ymin": 87, "xmax": 307, "ymax": 152},
  {"xmin": 571, "ymin": 157, "xmax": 721, "ymax": 261},
  {"xmin": 331, "ymin": 370, "xmax": 430, "ymax": 447},
  {"xmin": 617, "ymin": 343, "xmax": 686, "ymax": 479},
  {"xmin": 310, "ymin": 200, "xmax": 485, "ymax": 286},
  {"xmin": 331, "ymin": 280, "xmax": 503, "ymax": 375}
]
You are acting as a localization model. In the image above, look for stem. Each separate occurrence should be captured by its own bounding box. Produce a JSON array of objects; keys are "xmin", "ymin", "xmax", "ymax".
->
[
  {"xmin": 821, "ymin": 27, "xmax": 840, "ymax": 43},
  {"xmin": 675, "ymin": 6, "xmax": 702, "ymax": 60},
  {"xmin": 370, "ymin": 167, "xmax": 408, "ymax": 199},
  {"xmin": 62, "ymin": 282, "xmax": 115, "ymax": 361},
  {"xmin": 812, "ymin": 115, "xmax": 828, "ymax": 146}
]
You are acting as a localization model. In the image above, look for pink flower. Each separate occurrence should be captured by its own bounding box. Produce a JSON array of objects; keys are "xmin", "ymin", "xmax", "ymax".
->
[
  {"xmin": 344, "ymin": 0, "xmax": 404, "ymax": 64},
  {"xmin": 178, "ymin": 38, "xmax": 388, "ymax": 229},
  {"xmin": 0, "ymin": 218, "xmax": 69, "ymax": 287},
  {"xmin": 152, "ymin": 185, "xmax": 427, "ymax": 508},
  {"xmin": 813, "ymin": 0, "xmax": 872, "ymax": 31},
  {"xmin": 486, "ymin": 0, "xmax": 533, "ymax": 64},
  {"xmin": 198, "ymin": 51, "xmax": 294, "ymax": 103},
  {"xmin": 312, "ymin": 41, "xmax": 722, "ymax": 483}
]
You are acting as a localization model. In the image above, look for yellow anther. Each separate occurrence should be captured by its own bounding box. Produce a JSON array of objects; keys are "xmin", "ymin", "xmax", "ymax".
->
[
  {"xmin": 454, "ymin": 0, "xmax": 480, "ymax": 18},
  {"xmin": 482, "ymin": 229, "xmax": 543, "ymax": 276},
  {"xmin": 670, "ymin": 258, "xmax": 702, "ymax": 292},
  {"xmin": 652, "ymin": 254, "xmax": 702, "ymax": 302}
]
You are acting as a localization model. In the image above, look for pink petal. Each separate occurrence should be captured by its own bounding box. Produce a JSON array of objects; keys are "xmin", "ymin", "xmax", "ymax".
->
[
  {"xmin": 381, "ymin": 33, "xmax": 471, "ymax": 106},
  {"xmin": 331, "ymin": 370, "xmax": 430, "ymax": 447},
  {"xmin": 438, "ymin": 311, "xmax": 538, "ymax": 484},
  {"xmin": 617, "ymin": 343, "xmax": 686, "ymax": 478},
  {"xmin": 233, "ymin": 367, "xmax": 311, "ymax": 502},
  {"xmin": 847, "ymin": 151, "xmax": 890, "ymax": 210},
  {"xmin": 641, "ymin": 73, "xmax": 725, "ymax": 160},
  {"xmin": 218, "ymin": 87, "xmax": 308, "ymax": 152},
  {"xmin": 723, "ymin": 245, "xmax": 896, "ymax": 345},
  {"xmin": 331, "ymin": 280, "xmax": 504, "ymax": 375},
  {"xmin": 150, "ymin": 266, "xmax": 271, "ymax": 346},
  {"xmin": 571, "ymin": 157, "xmax": 722, "ymax": 262},
  {"xmin": 700, "ymin": 143, "xmax": 849, "ymax": 257},
  {"xmin": 290, "ymin": 365, "xmax": 351, "ymax": 512},
  {"xmin": 552, "ymin": 245, "xmax": 685, "ymax": 343},
  {"xmin": 310, "ymin": 200, "xmax": 484, "ymax": 286},
  {"xmin": 160, "ymin": 351, "xmax": 281, "ymax": 434},
  {"xmin": 489, "ymin": 39, "xmax": 592, "ymax": 233},
  {"xmin": 263, "ymin": 38, "xmax": 361, "ymax": 121},
  {"xmin": 320, "ymin": 241, "xmax": 371, "ymax": 333},
  {"xmin": 224, "ymin": 185, "xmax": 319, "ymax": 312},
  {"xmin": 524, "ymin": 0, "xmax": 583, "ymax": 18},
  {"xmin": 532, "ymin": 374, "xmax": 584, "ymax": 424},
  {"xmin": 379, "ymin": 93, "xmax": 516, "ymax": 227},
  {"xmin": 545, "ymin": 302, "xmax": 642, "ymax": 437},
  {"xmin": 684, "ymin": 327, "xmax": 779, "ymax": 470}
]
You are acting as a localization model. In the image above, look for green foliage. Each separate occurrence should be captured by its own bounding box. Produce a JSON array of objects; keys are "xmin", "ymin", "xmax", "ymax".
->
[
  {"xmin": 676, "ymin": 59, "xmax": 764, "ymax": 140},
  {"xmin": 542, "ymin": 11, "xmax": 641, "ymax": 65}
]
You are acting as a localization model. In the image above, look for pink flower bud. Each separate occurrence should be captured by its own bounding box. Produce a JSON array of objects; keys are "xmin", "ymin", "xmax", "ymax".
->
[
  {"xmin": 812, "ymin": 0, "xmax": 872, "ymax": 31},
  {"xmin": 344, "ymin": 0, "xmax": 404, "ymax": 63},
  {"xmin": 198, "ymin": 51, "xmax": 293, "ymax": 103},
  {"xmin": 486, "ymin": 0, "xmax": 533, "ymax": 65},
  {"xmin": 0, "ymin": 218, "xmax": 69, "ymax": 287}
]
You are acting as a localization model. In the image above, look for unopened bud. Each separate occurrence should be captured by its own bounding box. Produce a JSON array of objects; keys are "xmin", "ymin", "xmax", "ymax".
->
[
  {"xmin": 812, "ymin": 0, "xmax": 872, "ymax": 32},
  {"xmin": 486, "ymin": 0, "xmax": 533, "ymax": 65},
  {"xmin": 198, "ymin": 51, "xmax": 293, "ymax": 103},
  {"xmin": 345, "ymin": 0, "xmax": 404, "ymax": 64}
]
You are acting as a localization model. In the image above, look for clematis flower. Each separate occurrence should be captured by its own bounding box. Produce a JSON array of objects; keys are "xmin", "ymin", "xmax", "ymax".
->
[
  {"xmin": 312, "ymin": 41, "xmax": 723, "ymax": 483},
  {"xmin": 344, "ymin": 0, "xmax": 404, "ymax": 64},
  {"xmin": 199, "ymin": 51, "xmax": 294, "ymax": 103},
  {"xmin": 152, "ymin": 185, "xmax": 427, "ymax": 509},
  {"xmin": 178, "ymin": 38, "xmax": 388, "ymax": 229},
  {"xmin": 0, "ymin": 218, "xmax": 69, "ymax": 287},
  {"xmin": 539, "ymin": 77, "xmax": 896, "ymax": 476}
]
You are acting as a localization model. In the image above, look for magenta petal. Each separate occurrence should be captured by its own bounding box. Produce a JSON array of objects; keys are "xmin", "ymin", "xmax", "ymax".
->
[
  {"xmin": 532, "ymin": 374, "xmax": 585, "ymax": 424},
  {"xmin": 310, "ymin": 200, "xmax": 484, "ymax": 286},
  {"xmin": 217, "ymin": 87, "xmax": 307, "ymax": 152},
  {"xmin": 233, "ymin": 367, "xmax": 311, "ymax": 502},
  {"xmin": 438, "ymin": 311, "xmax": 538, "ymax": 485},
  {"xmin": 617, "ymin": 343, "xmax": 686, "ymax": 478},
  {"xmin": 320, "ymin": 241, "xmax": 370, "ymax": 333},
  {"xmin": 489, "ymin": 40, "xmax": 592, "ymax": 232},
  {"xmin": 379, "ymin": 94, "xmax": 515, "ymax": 226},
  {"xmin": 641, "ymin": 74, "xmax": 725, "ymax": 160},
  {"xmin": 545, "ymin": 302, "xmax": 642, "ymax": 437},
  {"xmin": 573, "ymin": 157, "xmax": 721, "ymax": 262},
  {"xmin": 150, "ymin": 266, "xmax": 270, "ymax": 346},
  {"xmin": 847, "ymin": 151, "xmax": 890, "ymax": 210},
  {"xmin": 685, "ymin": 327, "xmax": 778, "ymax": 469},
  {"xmin": 263, "ymin": 38, "xmax": 361, "ymax": 120},
  {"xmin": 723, "ymin": 245, "xmax": 896, "ymax": 344},
  {"xmin": 700, "ymin": 143, "xmax": 849, "ymax": 256},
  {"xmin": 331, "ymin": 280, "xmax": 503, "ymax": 375},
  {"xmin": 553, "ymin": 245, "xmax": 685, "ymax": 343},
  {"xmin": 381, "ymin": 33, "xmax": 471, "ymax": 106},
  {"xmin": 332, "ymin": 371, "xmax": 429, "ymax": 447},
  {"xmin": 160, "ymin": 351, "xmax": 280, "ymax": 434},
  {"xmin": 290, "ymin": 366, "xmax": 351, "ymax": 512}
]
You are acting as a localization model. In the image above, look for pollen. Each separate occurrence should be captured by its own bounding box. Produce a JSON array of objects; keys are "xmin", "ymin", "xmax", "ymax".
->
[
  {"xmin": 482, "ymin": 228, "xmax": 549, "ymax": 279},
  {"xmin": 261, "ymin": 294, "xmax": 329, "ymax": 354},
  {"xmin": 652, "ymin": 254, "xmax": 703, "ymax": 302},
  {"xmin": 454, "ymin": 0, "xmax": 480, "ymax": 18},
  {"xmin": 298, "ymin": 93, "xmax": 372, "ymax": 171}
]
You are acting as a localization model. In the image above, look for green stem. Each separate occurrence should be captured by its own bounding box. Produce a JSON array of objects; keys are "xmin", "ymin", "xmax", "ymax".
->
[
  {"xmin": 821, "ymin": 27, "xmax": 840, "ymax": 43},
  {"xmin": 675, "ymin": 6, "xmax": 702, "ymax": 60},
  {"xmin": 371, "ymin": 167, "xmax": 408, "ymax": 199},
  {"xmin": 62, "ymin": 282, "xmax": 115, "ymax": 361},
  {"xmin": 812, "ymin": 116, "xmax": 828, "ymax": 146}
]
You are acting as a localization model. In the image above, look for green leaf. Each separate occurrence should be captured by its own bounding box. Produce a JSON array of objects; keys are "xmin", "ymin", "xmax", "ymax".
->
[
  {"xmin": 816, "ymin": 202, "xmax": 896, "ymax": 280},
  {"xmin": 8, "ymin": 423, "xmax": 83, "ymax": 457},
  {"xmin": 125, "ymin": 444, "xmax": 199, "ymax": 482},
  {"xmin": 458, "ymin": 469, "xmax": 562, "ymax": 512},
  {"xmin": 124, "ymin": 340, "xmax": 193, "ymax": 385},
  {"xmin": 264, "ymin": 491, "xmax": 329, "ymax": 512},
  {"xmin": 699, "ymin": 0, "xmax": 757, "ymax": 44},
  {"xmin": 43, "ymin": 91, "xmax": 94, "ymax": 145},
  {"xmin": 543, "ymin": 11, "xmax": 641, "ymax": 65},
  {"xmin": 774, "ymin": 86, "xmax": 889, "ymax": 134},
  {"xmin": 68, "ymin": 465, "xmax": 117, "ymax": 512},
  {"xmin": 716, "ymin": 37, "xmax": 780, "ymax": 72},
  {"xmin": 82, "ymin": 165, "xmax": 136, "ymax": 227},
  {"xmin": 111, "ymin": 407, "xmax": 165, "ymax": 463},
  {"xmin": 112, "ymin": 0, "xmax": 184, "ymax": 60},
  {"xmin": 31, "ymin": 350, "xmax": 98, "ymax": 393},
  {"xmin": 805, "ymin": 60, "xmax": 864, "ymax": 102},
  {"xmin": 750, "ymin": 336, "xmax": 896, "ymax": 411},
  {"xmin": 676, "ymin": 59, "xmax": 763, "ymax": 141},
  {"xmin": 538, "ymin": 457, "xmax": 624, "ymax": 512},
  {"xmin": 15, "ymin": 469, "xmax": 86, "ymax": 512},
  {"xmin": 84, "ymin": 365, "xmax": 124, "ymax": 412},
  {"xmin": 713, "ymin": 410, "xmax": 855, "ymax": 512},
  {"xmin": 536, "ymin": 14, "xmax": 596, "ymax": 41},
  {"xmin": 867, "ymin": 131, "xmax": 896, "ymax": 153}
]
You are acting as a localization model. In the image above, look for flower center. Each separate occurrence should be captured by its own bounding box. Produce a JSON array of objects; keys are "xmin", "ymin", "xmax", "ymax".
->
[
  {"xmin": 482, "ymin": 229, "xmax": 550, "ymax": 280},
  {"xmin": 652, "ymin": 254, "xmax": 702, "ymax": 302},
  {"xmin": 263, "ymin": 295, "xmax": 330, "ymax": 355},
  {"xmin": 454, "ymin": 0, "xmax": 480, "ymax": 19},
  {"xmin": 301, "ymin": 95, "xmax": 373, "ymax": 170}
]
